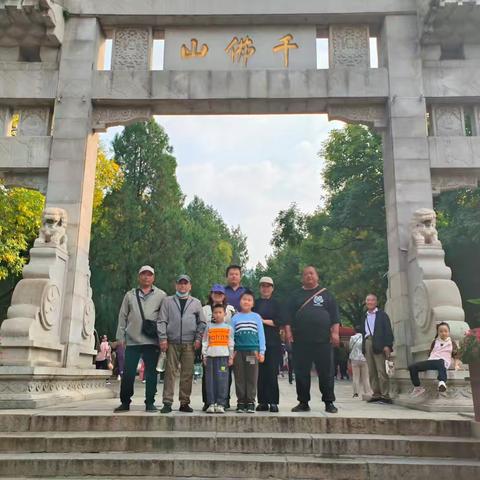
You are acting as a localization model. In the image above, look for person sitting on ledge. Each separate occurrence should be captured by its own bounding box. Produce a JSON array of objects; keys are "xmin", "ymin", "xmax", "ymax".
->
[{"xmin": 409, "ymin": 322, "xmax": 459, "ymax": 397}]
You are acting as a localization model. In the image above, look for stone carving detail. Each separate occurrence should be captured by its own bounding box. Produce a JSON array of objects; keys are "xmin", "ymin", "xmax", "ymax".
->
[
  {"xmin": 0, "ymin": 172, "xmax": 48, "ymax": 195},
  {"xmin": 328, "ymin": 104, "xmax": 386, "ymax": 129},
  {"xmin": 433, "ymin": 105, "xmax": 464, "ymax": 136},
  {"xmin": 410, "ymin": 208, "xmax": 441, "ymax": 247},
  {"xmin": 36, "ymin": 207, "xmax": 68, "ymax": 248},
  {"xmin": 431, "ymin": 173, "xmax": 479, "ymax": 195},
  {"xmin": 329, "ymin": 25, "xmax": 370, "ymax": 68},
  {"xmin": 0, "ymin": 206, "xmax": 69, "ymax": 367},
  {"xmin": 407, "ymin": 208, "xmax": 469, "ymax": 362},
  {"xmin": 413, "ymin": 283, "xmax": 429, "ymax": 333},
  {"xmin": 92, "ymin": 107, "xmax": 152, "ymax": 132},
  {"xmin": 0, "ymin": 378, "xmax": 109, "ymax": 395},
  {"xmin": 82, "ymin": 268, "xmax": 95, "ymax": 340},
  {"xmin": 0, "ymin": 107, "xmax": 9, "ymax": 136},
  {"xmin": 0, "ymin": 1, "xmax": 65, "ymax": 47},
  {"xmin": 40, "ymin": 283, "xmax": 61, "ymax": 331},
  {"xmin": 112, "ymin": 28, "xmax": 151, "ymax": 70},
  {"xmin": 17, "ymin": 108, "xmax": 50, "ymax": 136}
]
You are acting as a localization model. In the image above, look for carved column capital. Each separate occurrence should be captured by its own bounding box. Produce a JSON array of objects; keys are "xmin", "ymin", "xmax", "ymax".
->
[{"xmin": 92, "ymin": 107, "xmax": 152, "ymax": 132}]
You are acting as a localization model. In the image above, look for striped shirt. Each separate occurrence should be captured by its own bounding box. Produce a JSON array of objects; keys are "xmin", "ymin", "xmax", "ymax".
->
[{"xmin": 231, "ymin": 312, "xmax": 266, "ymax": 354}]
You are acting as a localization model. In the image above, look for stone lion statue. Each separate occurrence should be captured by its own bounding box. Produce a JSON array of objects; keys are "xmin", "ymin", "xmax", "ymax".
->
[
  {"xmin": 410, "ymin": 208, "xmax": 441, "ymax": 247},
  {"xmin": 37, "ymin": 207, "xmax": 68, "ymax": 247}
]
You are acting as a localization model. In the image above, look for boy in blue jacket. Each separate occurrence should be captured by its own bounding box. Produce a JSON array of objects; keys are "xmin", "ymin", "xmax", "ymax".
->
[{"xmin": 231, "ymin": 290, "xmax": 266, "ymax": 413}]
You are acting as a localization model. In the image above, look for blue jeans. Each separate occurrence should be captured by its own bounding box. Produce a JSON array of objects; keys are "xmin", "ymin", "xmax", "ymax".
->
[{"xmin": 205, "ymin": 356, "xmax": 230, "ymax": 406}]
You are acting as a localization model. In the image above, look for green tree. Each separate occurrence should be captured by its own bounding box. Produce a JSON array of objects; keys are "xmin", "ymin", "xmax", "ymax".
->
[
  {"xmin": 92, "ymin": 146, "xmax": 123, "ymax": 223},
  {"xmin": 0, "ymin": 183, "xmax": 44, "ymax": 321},
  {"xmin": 90, "ymin": 120, "xmax": 250, "ymax": 336},
  {"xmin": 0, "ymin": 184, "xmax": 44, "ymax": 280},
  {"xmin": 183, "ymin": 196, "xmax": 234, "ymax": 300},
  {"xmin": 435, "ymin": 187, "xmax": 480, "ymax": 327},
  {"xmin": 259, "ymin": 125, "xmax": 388, "ymax": 326},
  {"xmin": 90, "ymin": 120, "xmax": 186, "ymax": 337}
]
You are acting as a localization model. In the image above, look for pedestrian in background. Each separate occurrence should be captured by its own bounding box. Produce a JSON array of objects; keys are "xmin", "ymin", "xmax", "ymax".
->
[{"xmin": 349, "ymin": 325, "xmax": 372, "ymax": 398}]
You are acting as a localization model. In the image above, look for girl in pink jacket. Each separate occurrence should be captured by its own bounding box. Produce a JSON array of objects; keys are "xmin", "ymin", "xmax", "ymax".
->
[{"xmin": 409, "ymin": 322, "xmax": 458, "ymax": 397}]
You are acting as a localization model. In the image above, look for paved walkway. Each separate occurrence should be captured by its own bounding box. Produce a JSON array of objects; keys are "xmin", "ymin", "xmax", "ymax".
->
[{"xmin": 0, "ymin": 376, "xmax": 468, "ymax": 421}]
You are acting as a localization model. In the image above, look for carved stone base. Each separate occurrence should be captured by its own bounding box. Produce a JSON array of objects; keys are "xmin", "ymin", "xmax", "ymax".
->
[
  {"xmin": 0, "ymin": 366, "xmax": 114, "ymax": 409},
  {"xmin": 392, "ymin": 368, "xmax": 473, "ymax": 413}
]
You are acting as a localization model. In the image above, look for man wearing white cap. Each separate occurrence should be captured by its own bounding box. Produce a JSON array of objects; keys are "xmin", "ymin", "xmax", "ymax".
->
[{"xmin": 114, "ymin": 266, "xmax": 166, "ymax": 412}]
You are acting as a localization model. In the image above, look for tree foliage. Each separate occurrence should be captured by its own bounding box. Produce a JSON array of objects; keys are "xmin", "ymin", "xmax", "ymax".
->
[
  {"xmin": 256, "ymin": 123, "xmax": 480, "ymax": 328},
  {"xmin": 0, "ymin": 184, "xmax": 44, "ymax": 280},
  {"xmin": 435, "ymin": 188, "xmax": 480, "ymax": 327},
  {"xmin": 90, "ymin": 120, "xmax": 249, "ymax": 337},
  {"xmin": 253, "ymin": 125, "xmax": 389, "ymax": 327}
]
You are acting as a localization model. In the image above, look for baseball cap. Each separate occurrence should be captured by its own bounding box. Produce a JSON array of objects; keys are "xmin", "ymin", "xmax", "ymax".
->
[
  {"xmin": 259, "ymin": 276, "xmax": 274, "ymax": 286},
  {"xmin": 138, "ymin": 265, "xmax": 154, "ymax": 275},
  {"xmin": 210, "ymin": 284, "xmax": 226, "ymax": 294},
  {"xmin": 176, "ymin": 274, "xmax": 191, "ymax": 283}
]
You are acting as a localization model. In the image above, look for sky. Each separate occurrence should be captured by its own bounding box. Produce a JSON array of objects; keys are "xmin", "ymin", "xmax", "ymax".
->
[{"xmin": 100, "ymin": 40, "xmax": 377, "ymax": 267}]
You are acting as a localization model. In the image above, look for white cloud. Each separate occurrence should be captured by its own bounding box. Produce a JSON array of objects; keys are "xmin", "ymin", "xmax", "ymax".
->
[{"xmin": 101, "ymin": 115, "xmax": 344, "ymax": 267}]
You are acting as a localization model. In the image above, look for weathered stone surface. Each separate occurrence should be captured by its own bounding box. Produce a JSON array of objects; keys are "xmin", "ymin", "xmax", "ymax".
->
[
  {"xmin": 0, "ymin": 0, "xmax": 65, "ymax": 47},
  {"xmin": 1, "ymin": 0, "xmax": 480, "ymax": 417},
  {"xmin": 0, "ymin": 208, "xmax": 69, "ymax": 368}
]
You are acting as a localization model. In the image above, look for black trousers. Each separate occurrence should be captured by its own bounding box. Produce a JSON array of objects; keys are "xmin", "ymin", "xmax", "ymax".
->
[
  {"xmin": 409, "ymin": 359, "xmax": 447, "ymax": 387},
  {"xmin": 120, "ymin": 344, "xmax": 159, "ymax": 406},
  {"xmin": 258, "ymin": 344, "xmax": 281, "ymax": 405},
  {"xmin": 287, "ymin": 351, "xmax": 294, "ymax": 383},
  {"xmin": 293, "ymin": 341, "xmax": 335, "ymax": 404}
]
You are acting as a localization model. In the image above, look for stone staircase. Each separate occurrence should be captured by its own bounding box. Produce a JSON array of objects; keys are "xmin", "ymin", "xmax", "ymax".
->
[{"xmin": 0, "ymin": 413, "xmax": 479, "ymax": 479}]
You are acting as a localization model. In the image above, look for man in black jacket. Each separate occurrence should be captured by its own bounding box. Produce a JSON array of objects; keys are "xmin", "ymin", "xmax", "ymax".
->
[
  {"xmin": 362, "ymin": 293, "xmax": 394, "ymax": 404},
  {"xmin": 286, "ymin": 266, "xmax": 340, "ymax": 414}
]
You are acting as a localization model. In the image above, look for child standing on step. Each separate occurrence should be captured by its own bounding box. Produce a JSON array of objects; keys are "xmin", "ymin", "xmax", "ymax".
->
[
  {"xmin": 409, "ymin": 322, "xmax": 458, "ymax": 397},
  {"xmin": 202, "ymin": 304, "xmax": 234, "ymax": 413},
  {"xmin": 232, "ymin": 291, "xmax": 266, "ymax": 413}
]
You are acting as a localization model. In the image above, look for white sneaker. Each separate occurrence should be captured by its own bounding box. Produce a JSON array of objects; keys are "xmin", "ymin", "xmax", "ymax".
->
[
  {"xmin": 438, "ymin": 381, "xmax": 447, "ymax": 392},
  {"xmin": 410, "ymin": 386, "xmax": 425, "ymax": 398},
  {"xmin": 206, "ymin": 404, "xmax": 216, "ymax": 414},
  {"xmin": 215, "ymin": 405, "xmax": 225, "ymax": 414}
]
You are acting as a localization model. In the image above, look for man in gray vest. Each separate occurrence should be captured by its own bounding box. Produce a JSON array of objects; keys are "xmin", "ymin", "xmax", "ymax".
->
[
  {"xmin": 159, "ymin": 274, "xmax": 207, "ymax": 413},
  {"xmin": 114, "ymin": 266, "xmax": 166, "ymax": 412}
]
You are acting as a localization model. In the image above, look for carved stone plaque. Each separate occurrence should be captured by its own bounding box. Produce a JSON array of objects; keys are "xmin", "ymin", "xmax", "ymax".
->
[
  {"xmin": 112, "ymin": 27, "xmax": 152, "ymax": 71},
  {"xmin": 17, "ymin": 108, "xmax": 50, "ymax": 136},
  {"xmin": 329, "ymin": 25, "xmax": 370, "ymax": 68},
  {"xmin": 432, "ymin": 105, "xmax": 464, "ymax": 136}
]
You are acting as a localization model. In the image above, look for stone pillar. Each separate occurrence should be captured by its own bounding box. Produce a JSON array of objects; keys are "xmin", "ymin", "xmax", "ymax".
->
[
  {"xmin": 45, "ymin": 17, "xmax": 102, "ymax": 368},
  {"xmin": 379, "ymin": 15, "xmax": 433, "ymax": 370},
  {"xmin": 0, "ymin": 17, "xmax": 112, "ymax": 408}
]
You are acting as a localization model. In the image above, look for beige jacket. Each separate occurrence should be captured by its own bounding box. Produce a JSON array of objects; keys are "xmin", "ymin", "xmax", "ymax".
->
[{"xmin": 116, "ymin": 286, "xmax": 166, "ymax": 346}]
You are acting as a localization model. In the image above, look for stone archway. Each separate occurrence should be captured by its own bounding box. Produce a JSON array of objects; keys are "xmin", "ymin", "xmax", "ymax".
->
[{"xmin": 0, "ymin": 0, "xmax": 478, "ymax": 409}]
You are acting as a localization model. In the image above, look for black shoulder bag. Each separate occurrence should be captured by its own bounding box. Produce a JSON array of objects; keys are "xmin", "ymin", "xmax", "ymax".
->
[{"xmin": 135, "ymin": 289, "xmax": 158, "ymax": 340}]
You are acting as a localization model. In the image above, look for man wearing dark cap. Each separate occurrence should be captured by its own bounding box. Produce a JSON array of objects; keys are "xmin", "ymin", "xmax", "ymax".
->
[
  {"xmin": 114, "ymin": 266, "xmax": 166, "ymax": 412},
  {"xmin": 158, "ymin": 275, "xmax": 207, "ymax": 413}
]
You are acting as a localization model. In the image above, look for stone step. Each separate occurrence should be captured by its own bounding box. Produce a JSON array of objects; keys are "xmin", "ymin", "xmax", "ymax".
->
[
  {"xmin": 0, "ymin": 414, "xmax": 472, "ymax": 437},
  {"xmin": 0, "ymin": 452, "xmax": 479, "ymax": 479},
  {"xmin": 0, "ymin": 431, "xmax": 478, "ymax": 459}
]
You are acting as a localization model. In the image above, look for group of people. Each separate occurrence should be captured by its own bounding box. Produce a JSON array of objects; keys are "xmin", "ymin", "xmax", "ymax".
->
[{"xmin": 112, "ymin": 263, "xmax": 458, "ymax": 414}]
